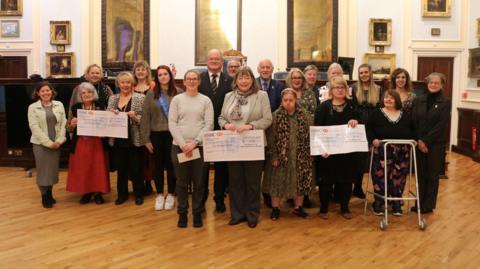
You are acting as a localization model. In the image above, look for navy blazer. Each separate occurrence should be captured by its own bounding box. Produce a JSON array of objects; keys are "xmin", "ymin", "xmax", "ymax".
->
[
  {"xmin": 256, "ymin": 77, "xmax": 284, "ymax": 112},
  {"xmin": 199, "ymin": 71, "xmax": 233, "ymax": 130}
]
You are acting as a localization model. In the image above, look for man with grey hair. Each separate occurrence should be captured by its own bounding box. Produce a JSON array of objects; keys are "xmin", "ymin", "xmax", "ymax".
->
[
  {"xmin": 226, "ymin": 59, "xmax": 241, "ymax": 78},
  {"xmin": 199, "ymin": 49, "xmax": 233, "ymax": 213},
  {"xmin": 256, "ymin": 59, "xmax": 283, "ymax": 112}
]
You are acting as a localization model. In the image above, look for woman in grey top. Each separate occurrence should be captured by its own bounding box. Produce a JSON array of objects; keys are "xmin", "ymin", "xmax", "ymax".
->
[
  {"xmin": 168, "ymin": 70, "xmax": 214, "ymax": 228},
  {"xmin": 27, "ymin": 82, "xmax": 67, "ymax": 208},
  {"xmin": 219, "ymin": 66, "xmax": 273, "ymax": 228},
  {"xmin": 141, "ymin": 65, "xmax": 182, "ymax": 211}
]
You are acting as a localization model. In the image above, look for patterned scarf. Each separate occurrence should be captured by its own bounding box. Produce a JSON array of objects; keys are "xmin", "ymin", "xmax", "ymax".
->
[
  {"xmin": 230, "ymin": 89, "xmax": 254, "ymax": 121},
  {"xmin": 275, "ymin": 106, "xmax": 313, "ymax": 193}
]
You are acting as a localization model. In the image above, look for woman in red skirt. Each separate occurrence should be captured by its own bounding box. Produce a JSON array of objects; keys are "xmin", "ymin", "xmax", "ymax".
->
[{"xmin": 66, "ymin": 82, "xmax": 110, "ymax": 204}]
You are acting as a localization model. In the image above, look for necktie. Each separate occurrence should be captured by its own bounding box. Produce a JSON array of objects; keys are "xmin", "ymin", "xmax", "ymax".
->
[
  {"xmin": 262, "ymin": 81, "xmax": 268, "ymax": 91},
  {"xmin": 211, "ymin": 74, "xmax": 218, "ymax": 95}
]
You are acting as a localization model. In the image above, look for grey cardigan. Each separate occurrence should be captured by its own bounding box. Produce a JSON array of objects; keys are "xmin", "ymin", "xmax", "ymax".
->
[
  {"xmin": 107, "ymin": 92, "xmax": 145, "ymax": 147},
  {"xmin": 218, "ymin": 90, "xmax": 273, "ymax": 141},
  {"xmin": 140, "ymin": 87, "xmax": 182, "ymax": 144}
]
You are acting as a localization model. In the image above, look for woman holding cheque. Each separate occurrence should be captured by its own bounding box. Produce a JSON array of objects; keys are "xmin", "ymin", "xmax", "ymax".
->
[
  {"xmin": 168, "ymin": 70, "xmax": 214, "ymax": 228},
  {"xmin": 218, "ymin": 66, "xmax": 272, "ymax": 228},
  {"xmin": 314, "ymin": 76, "xmax": 360, "ymax": 220},
  {"xmin": 66, "ymin": 82, "xmax": 110, "ymax": 204}
]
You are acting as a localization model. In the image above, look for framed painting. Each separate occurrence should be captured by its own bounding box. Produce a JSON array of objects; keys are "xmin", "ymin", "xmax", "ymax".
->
[
  {"xmin": 287, "ymin": 0, "xmax": 338, "ymax": 70},
  {"xmin": 363, "ymin": 53, "xmax": 396, "ymax": 79},
  {"xmin": 50, "ymin": 21, "xmax": 71, "ymax": 45},
  {"xmin": 1, "ymin": 20, "xmax": 19, "ymax": 37},
  {"xmin": 195, "ymin": 0, "xmax": 242, "ymax": 65},
  {"xmin": 468, "ymin": 48, "xmax": 480, "ymax": 78},
  {"xmin": 102, "ymin": 0, "xmax": 150, "ymax": 71},
  {"xmin": 0, "ymin": 0, "xmax": 22, "ymax": 16},
  {"xmin": 46, "ymin": 52, "xmax": 75, "ymax": 78},
  {"xmin": 369, "ymin": 18, "xmax": 392, "ymax": 46},
  {"xmin": 422, "ymin": 0, "xmax": 451, "ymax": 17}
]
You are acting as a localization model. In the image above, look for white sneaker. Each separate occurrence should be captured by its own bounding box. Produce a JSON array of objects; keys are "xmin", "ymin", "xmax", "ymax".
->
[
  {"xmin": 154, "ymin": 194, "xmax": 165, "ymax": 211},
  {"xmin": 164, "ymin": 194, "xmax": 176, "ymax": 210}
]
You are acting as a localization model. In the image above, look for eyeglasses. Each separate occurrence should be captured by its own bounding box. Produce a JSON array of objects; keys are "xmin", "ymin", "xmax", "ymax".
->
[{"xmin": 185, "ymin": 78, "xmax": 198, "ymax": 81}]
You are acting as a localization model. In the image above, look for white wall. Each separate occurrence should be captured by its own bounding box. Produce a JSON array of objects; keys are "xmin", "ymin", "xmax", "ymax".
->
[
  {"xmin": 411, "ymin": 0, "xmax": 461, "ymax": 41},
  {"xmin": 39, "ymin": 0, "xmax": 83, "ymax": 77},
  {"xmin": 355, "ymin": 0, "xmax": 405, "ymax": 77}
]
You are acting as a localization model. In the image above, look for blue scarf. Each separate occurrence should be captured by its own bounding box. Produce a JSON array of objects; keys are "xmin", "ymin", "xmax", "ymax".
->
[{"xmin": 156, "ymin": 93, "xmax": 170, "ymax": 120}]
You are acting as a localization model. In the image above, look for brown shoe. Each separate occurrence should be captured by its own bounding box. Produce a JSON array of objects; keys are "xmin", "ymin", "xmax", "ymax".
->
[{"xmin": 318, "ymin": 212, "xmax": 329, "ymax": 220}]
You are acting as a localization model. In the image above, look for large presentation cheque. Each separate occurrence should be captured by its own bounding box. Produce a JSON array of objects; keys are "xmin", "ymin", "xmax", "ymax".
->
[
  {"xmin": 310, "ymin": 124, "xmax": 368, "ymax": 155},
  {"xmin": 203, "ymin": 130, "xmax": 265, "ymax": 162},
  {"xmin": 77, "ymin": 109, "xmax": 128, "ymax": 138}
]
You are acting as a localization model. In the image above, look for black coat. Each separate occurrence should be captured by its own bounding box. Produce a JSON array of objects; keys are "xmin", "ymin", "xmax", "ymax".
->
[
  {"xmin": 199, "ymin": 71, "xmax": 232, "ymax": 130},
  {"xmin": 412, "ymin": 91, "xmax": 451, "ymax": 177},
  {"xmin": 314, "ymin": 100, "xmax": 361, "ymax": 183}
]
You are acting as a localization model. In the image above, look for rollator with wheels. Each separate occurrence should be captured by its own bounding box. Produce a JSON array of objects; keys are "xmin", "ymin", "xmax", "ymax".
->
[{"xmin": 363, "ymin": 139, "xmax": 427, "ymax": 231}]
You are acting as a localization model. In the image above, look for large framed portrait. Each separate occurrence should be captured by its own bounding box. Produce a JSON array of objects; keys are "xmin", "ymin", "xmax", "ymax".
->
[
  {"xmin": 195, "ymin": 0, "xmax": 242, "ymax": 65},
  {"xmin": 1, "ymin": 20, "xmax": 19, "ymax": 38},
  {"xmin": 468, "ymin": 48, "xmax": 480, "ymax": 78},
  {"xmin": 49, "ymin": 21, "xmax": 71, "ymax": 45},
  {"xmin": 363, "ymin": 53, "xmax": 396, "ymax": 79},
  {"xmin": 422, "ymin": 0, "xmax": 451, "ymax": 17},
  {"xmin": 46, "ymin": 52, "xmax": 75, "ymax": 78},
  {"xmin": 369, "ymin": 18, "xmax": 392, "ymax": 46},
  {"xmin": 0, "ymin": 0, "xmax": 22, "ymax": 16},
  {"xmin": 287, "ymin": 0, "xmax": 338, "ymax": 70},
  {"xmin": 102, "ymin": 0, "xmax": 150, "ymax": 71}
]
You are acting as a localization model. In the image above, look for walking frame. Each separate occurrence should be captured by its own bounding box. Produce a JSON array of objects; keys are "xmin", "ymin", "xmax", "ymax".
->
[{"xmin": 363, "ymin": 139, "xmax": 427, "ymax": 230}]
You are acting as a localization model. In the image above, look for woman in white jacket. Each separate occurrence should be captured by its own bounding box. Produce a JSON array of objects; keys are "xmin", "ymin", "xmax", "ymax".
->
[{"xmin": 27, "ymin": 82, "xmax": 66, "ymax": 208}]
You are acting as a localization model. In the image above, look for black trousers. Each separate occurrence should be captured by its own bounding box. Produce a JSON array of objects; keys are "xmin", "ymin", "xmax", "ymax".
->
[
  {"xmin": 172, "ymin": 146, "xmax": 206, "ymax": 215},
  {"xmin": 319, "ymin": 182, "xmax": 352, "ymax": 213},
  {"xmin": 416, "ymin": 144, "xmax": 445, "ymax": 211},
  {"xmin": 150, "ymin": 131, "xmax": 175, "ymax": 194},
  {"xmin": 228, "ymin": 160, "xmax": 263, "ymax": 223},
  {"xmin": 114, "ymin": 146, "xmax": 144, "ymax": 199},
  {"xmin": 203, "ymin": 161, "xmax": 229, "ymax": 204}
]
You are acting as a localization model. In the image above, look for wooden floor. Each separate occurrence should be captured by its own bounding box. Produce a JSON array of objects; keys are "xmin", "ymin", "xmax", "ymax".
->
[{"xmin": 0, "ymin": 152, "xmax": 479, "ymax": 268}]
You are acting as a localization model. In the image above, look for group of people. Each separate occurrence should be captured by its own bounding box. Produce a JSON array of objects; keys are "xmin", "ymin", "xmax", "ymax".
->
[{"xmin": 27, "ymin": 48, "xmax": 450, "ymax": 229}]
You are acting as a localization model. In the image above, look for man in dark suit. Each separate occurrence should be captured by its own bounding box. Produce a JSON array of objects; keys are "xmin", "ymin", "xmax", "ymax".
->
[
  {"xmin": 199, "ymin": 49, "xmax": 233, "ymax": 213},
  {"xmin": 256, "ymin": 59, "xmax": 283, "ymax": 112},
  {"xmin": 256, "ymin": 59, "xmax": 284, "ymax": 208}
]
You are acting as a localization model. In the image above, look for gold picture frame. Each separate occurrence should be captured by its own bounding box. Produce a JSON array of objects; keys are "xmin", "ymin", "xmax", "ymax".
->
[
  {"xmin": 369, "ymin": 18, "xmax": 392, "ymax": 46},
  {"xmin": 46, "ymin": 52, "xmax": 75, "ymax": 78},
  {"xmin": 50, "ymin": 21, "xmax": 71, "ymax": 45},
  {"xmin": 195, "ymin": 0, "xmax": 242, "ymax": 65},
  {"xmin": 0, "ymin": 0, "xmax": 22, "ymax": 16},
  {"xmin": 422, "ymin": 0, "xmax": 451, "ymax": 18},
  {"xmin": 468, "ymin": 48, "xmax": 480, "ymax": 78},
  {"xmin": 1, "ymin": 20, "xmax": 19, "ymax": 37},
  {"xmin": 287, "ymin": 0, "xmax": 338, "ymax": 70},
  {"xmin": 363, "ymin": 53, "xmax": 396, "ymax": 79},
  {"xmin": 477, "ymin": 18, "xmax": 480, "ymax": 38},
  {"xmin": 102, "ymin": 0, "xmax": 150, "ymax": 71}
]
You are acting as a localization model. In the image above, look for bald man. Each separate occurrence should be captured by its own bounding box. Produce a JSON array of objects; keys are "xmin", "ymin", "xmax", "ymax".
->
[
  {"xmin": 198, "ymin": 49, "xmax": 233, "ymax": 213},
  {"xmin": 256, "ymin": 59, "xmax": 284, "ymax": 112}
]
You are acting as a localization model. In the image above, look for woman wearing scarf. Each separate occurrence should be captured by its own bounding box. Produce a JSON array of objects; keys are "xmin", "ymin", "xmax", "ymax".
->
[
  {"xmin": 219, "ymin": 66, "xmax": 272, "ymax": 228},
  {"xmin": 263, "ymin": 88, "xmax": 313, "ymax": 220}
]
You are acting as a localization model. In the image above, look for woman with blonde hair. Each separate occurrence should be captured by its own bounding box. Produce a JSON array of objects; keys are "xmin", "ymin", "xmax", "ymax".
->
[
  {"xmin": 317, "ymin": 63, "xmax": 344, "ymax": 103},
  {"xmin": 351, "ymin": 64, "xmax": 382, "ymax": 199},
  {"xmin": 108, "ymin": 71, "xmax": 146, "ymax": 206},
  {"xmin": 69, "ymin": 64, "xmax": 113, "ymax": 109},
  {"xmin": 314, "ymin": 76, "xmax": 360, "ymax": 220}
]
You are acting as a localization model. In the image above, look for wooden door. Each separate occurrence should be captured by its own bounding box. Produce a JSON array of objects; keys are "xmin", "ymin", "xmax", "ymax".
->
[{"xmin": 0, "ymin": 56, "xmax": 28, "ymax": 78}]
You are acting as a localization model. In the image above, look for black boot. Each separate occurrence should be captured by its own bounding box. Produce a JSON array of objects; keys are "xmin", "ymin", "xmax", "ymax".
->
[
  {"xmin": 46, "ymin": 189, "xmax": 56, "ymax": 204},
  {"xmin": 178, "ymin": 213, "xmax": 188, "ymax": 228},
  {"xmin": 42, "ymin": 194, "xmax": 52, "ymax": 208},
  {"xmin": 144, "ymin": 181, "xmax": 153, "ymax": 196},
  {"xmin": 193, "ymin": 213, "xmax": 203, "ymax": 228}
]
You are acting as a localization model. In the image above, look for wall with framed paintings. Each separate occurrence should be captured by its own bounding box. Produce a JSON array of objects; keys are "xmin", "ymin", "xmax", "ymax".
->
[{"xmin": 411, "ymin": 0, "xmax": 460, "ymax": 41}]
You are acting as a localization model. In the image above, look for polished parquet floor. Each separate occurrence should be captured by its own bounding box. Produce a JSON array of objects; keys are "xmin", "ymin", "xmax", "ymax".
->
[{"xmin": 0, "ymin": 152, "xmax": 479, "ymax": 268}]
